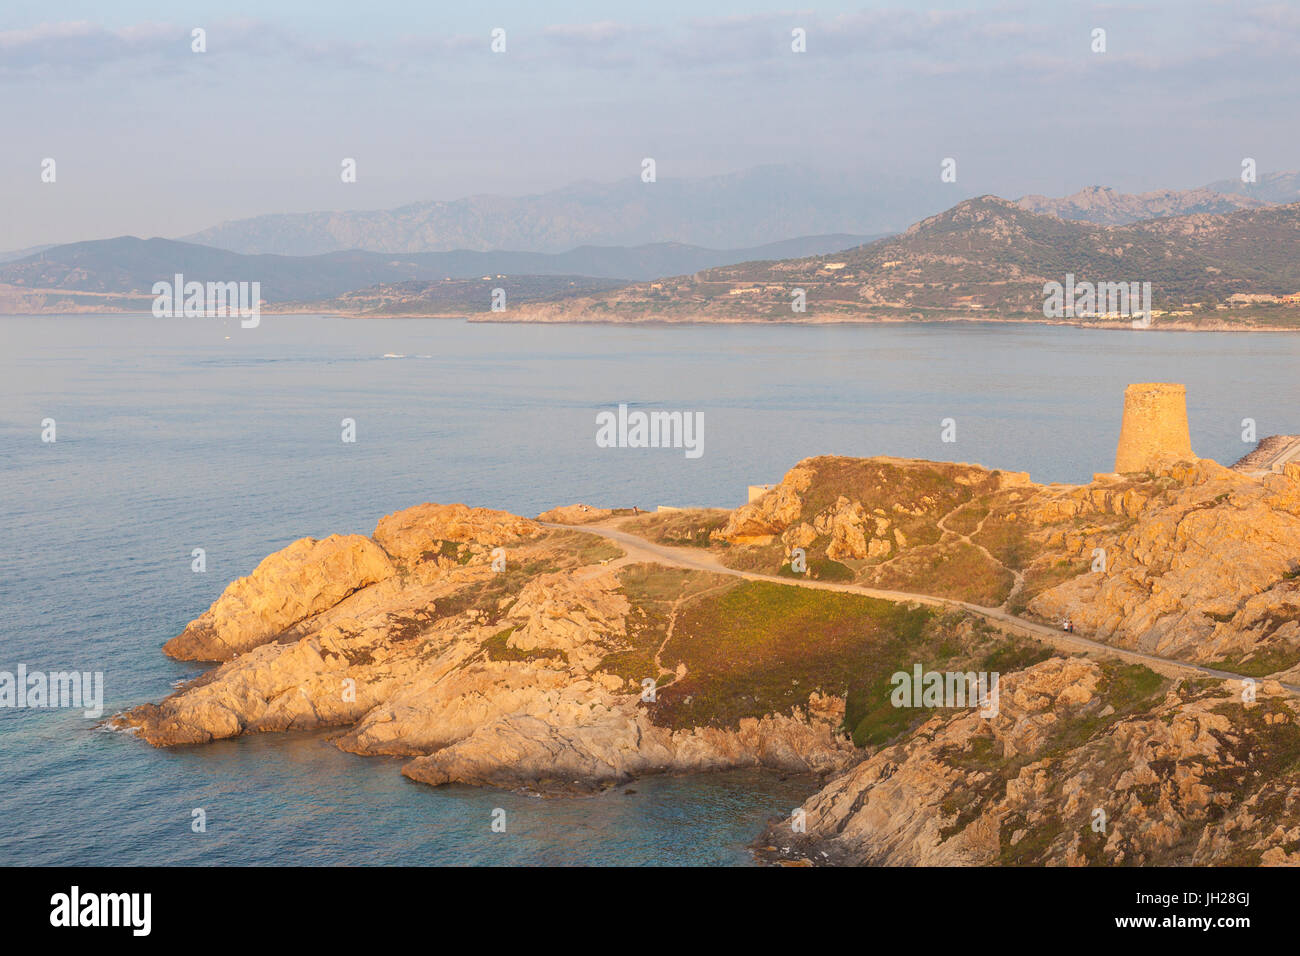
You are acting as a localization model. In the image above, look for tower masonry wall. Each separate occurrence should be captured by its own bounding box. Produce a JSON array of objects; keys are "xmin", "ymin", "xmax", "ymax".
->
[{"xmin": 1114, "ymin": 383, "xmax": 1196, "ymax": 473}]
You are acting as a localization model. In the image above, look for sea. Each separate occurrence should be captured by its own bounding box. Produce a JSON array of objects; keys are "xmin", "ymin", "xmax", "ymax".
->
[{"xmin": 1, "ymin": 314, "xmax": 1296, "ymax": 865}]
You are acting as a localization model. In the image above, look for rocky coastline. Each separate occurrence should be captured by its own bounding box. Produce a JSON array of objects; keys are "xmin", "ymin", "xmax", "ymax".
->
[{"xmin": 114, "ymin": 450, "xmax": 1300, "ymax": 865}]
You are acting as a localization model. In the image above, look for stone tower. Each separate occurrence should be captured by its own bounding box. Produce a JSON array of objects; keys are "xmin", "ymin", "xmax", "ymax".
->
[{"xmin": 1114, "ymin": 383, "xmax": 1195, "ymax": 473}]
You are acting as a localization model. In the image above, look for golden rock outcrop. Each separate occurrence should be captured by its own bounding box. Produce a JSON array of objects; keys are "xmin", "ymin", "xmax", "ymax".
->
[
  {"xmin": 120, "ymin": 428, "xmax": 1300, "ymax": 864},
  {"xmin": 163, "ymin": 534, "xmax": 395, "ymax": 661},
  {"xmin": 768, "ymin": 659, "xmax": 1300, "ymax": 867},
  {"xmin": 373, "ymin": 502, "xmax": 541, "ymax": 562}
]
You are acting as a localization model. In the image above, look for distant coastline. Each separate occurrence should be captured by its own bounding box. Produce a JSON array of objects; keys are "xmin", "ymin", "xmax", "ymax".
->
[
  {"xmin": 6, "ymin": 307, "xmax": 1300, "ymax": 332},
  {"xmin": 312, "ymin": 309, "xmax": 1300, "ymax": 332}
]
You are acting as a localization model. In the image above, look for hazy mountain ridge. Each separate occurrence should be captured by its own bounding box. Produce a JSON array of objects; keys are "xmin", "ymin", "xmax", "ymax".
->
[
  {"xmin": 1204, "ymin": 170, "xmax": 1300, "ymax": 204},
  {"xmin": 0, "ymin": 242, "xmax": 56, "ymax": 265},
  {"xmin": 11, "ymin": 178, "xmax": 1300, "ymax": 326},
  {"xmin": 1016, "ymin": 185, "xmax": 1268, "ymax": 225},
  {"xmin": 180, "ymin": 166, "xmax": 957, "ymax": 255},
  {"xmin": 174, "ymin": 164, "xmax": 1300, "ymax": 261},
  {"xmin": 495, "ymin": 196, "xmax": 1300, "ymax": 326},
  {"xmin": 0, "ymin": 232, "xmax": 879, "ymax": 308},
  {"xmin": 11, "ymin": 166, "xmax": 1298, "ymax": 267}
]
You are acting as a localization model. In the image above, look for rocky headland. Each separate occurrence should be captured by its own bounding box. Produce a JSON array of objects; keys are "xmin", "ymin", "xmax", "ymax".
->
[{"xmin": 115, "ymin": 441, "xmax": 1300, "ymax": 865}]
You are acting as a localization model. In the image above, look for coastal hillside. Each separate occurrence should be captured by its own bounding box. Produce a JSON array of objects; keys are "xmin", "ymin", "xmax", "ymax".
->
[
  {"xmin": 13, "ymin": 196, "xmax": 1300, "ymax": 327},
  {"xmin": 496, "ymin": 197, "xmax": 1300, "ymax": 328},
  {"xmin": 115, "ymin": 446, "xmax": 1300, "ymax": 865},
  {"xmin": 0, "ymin": 233, "xmax": 874, "ymax": 311},
  {"xmin": 707, "ymin": 454, "xmax": 1300, "ymax": 676},
  {"xmin": 767, "ymin": 657, "xmax": 1300, "ymax": 866}
]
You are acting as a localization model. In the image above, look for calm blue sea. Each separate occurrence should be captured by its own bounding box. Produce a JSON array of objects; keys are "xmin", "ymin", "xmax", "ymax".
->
[{"xmin": 1, "ymin": 314, "xmax": 1296, "ymax": 865}]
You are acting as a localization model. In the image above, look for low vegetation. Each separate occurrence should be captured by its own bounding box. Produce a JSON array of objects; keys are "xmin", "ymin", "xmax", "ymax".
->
[{"xmin": 615, "ymin": 509, "xmax": 731, "ymax": 548}]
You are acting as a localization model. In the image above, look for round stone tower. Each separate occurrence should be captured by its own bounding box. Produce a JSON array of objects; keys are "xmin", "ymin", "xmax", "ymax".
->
[{"xmin": 1114, "ymin": 383, "xmax": 1195, "ymax": 473}]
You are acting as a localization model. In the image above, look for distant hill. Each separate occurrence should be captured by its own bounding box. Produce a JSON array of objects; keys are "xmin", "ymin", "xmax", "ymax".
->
[
  {"xmin": 1205, "ymin": 170, "xmax": 1300, "ymax": 205},
  {"xmin": 281, "ymin": 276, "xmax": 631, "ymax": 316},
  {"xmin": 0, "ymin": 232, "xmax": 881, "ymax": 311},
  {"xmin": 1016, "ymin": 185, "xmax": 1267, "ymax": 225},
  {"xmin": 492, "ymin": 196, "xmax": 1300, "ymax": 326},
  {"xmin": 176, "ymin": 165, "xmax": 1300, "ymax": 259},
  {"xmin": 180, "ymin": 165, "xmax": 952, "ymax": 255},
  {"xmin": 0, "ymin": 243, "xmax": 55, "ymax": 264}
]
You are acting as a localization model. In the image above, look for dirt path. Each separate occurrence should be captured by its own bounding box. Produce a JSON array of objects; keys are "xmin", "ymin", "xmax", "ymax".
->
[
  {"xmin": 542, "ymin": 520, "xmax": 1300, "ymax": 693},
  {"xmin": 935, "ymin": 502, "xmax": 1025, "ymax": 611}
]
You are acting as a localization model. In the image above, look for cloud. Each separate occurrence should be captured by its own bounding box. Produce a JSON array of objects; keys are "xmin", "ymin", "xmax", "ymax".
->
[
  {"xmin": 543, "ymin": 21, "xmax": 643, "ymax": 45},
  {"xmin": 4, "ymin": 4, "xmax": 1297, "ymax": 100},
  {"xmin": 0, "ymin": 20, "xmax": 175, "ymax": 74},
  {"xmin": 0, "ymin": 18, "xmax": 378, "ymax": 80}
]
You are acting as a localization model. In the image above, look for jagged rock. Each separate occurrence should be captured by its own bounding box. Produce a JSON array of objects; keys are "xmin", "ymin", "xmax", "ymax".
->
[
  {"xmin": 163, "ymin": 534, "xmax": 395, "ymax": 661},
  {"xmin": 781, "ymin": 522, "xmax": 817, "ymax": 550},
  {"xmin": 504, "ymin": 570, "xmax": 629, "ymax": 671},
  {"xmin": 767, "ymin": 659, "xmax": 1300, "ymax": 866},
  {"xmin": 401, "ymin": 704, "xmax": 857, "ymax": 793},
  {"xmin": 120, "ymin": 523, "xmax": 858, "ymax": 794},
  {"xmin": 118, "ymin": 444, "xmax": 1300, "ymax": 865},
  {"xmin": 1030, "ymin": 462, "xmax": 1300, "ymax": 664},
  {"xmin": 373, "ymin": 502, "xmax": 541, "ymax": 563},
  {"xmin": 720, "ymin": 463, "xmax": 814, "ymax": 538},
  {"xmin": 826, "ymin": 505, "xmax": 869, "ymax": 560}
]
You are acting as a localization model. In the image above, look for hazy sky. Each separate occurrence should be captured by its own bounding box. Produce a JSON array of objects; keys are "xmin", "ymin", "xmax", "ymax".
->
[{"xmin": 3, "ymin": 0, "xmax": 1298, "ymax": 248}]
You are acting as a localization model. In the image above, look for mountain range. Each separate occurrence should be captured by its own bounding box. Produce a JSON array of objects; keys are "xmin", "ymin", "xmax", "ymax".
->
[
  {"xmin": 1203, "ymin": 170, "xmax": 1300, "ymax": 204},
  {"xmin": 1014, "ymin": 185, "xmax": 1268, "ymax": 225},
  {"xmin": 0, "ymin": 232, "xmax": 878, "ymax": 305},
  {"xmin": 170, "ymin": 166, "xmax": 1300, "ymax": 258},
  {"xmin": 180, "ymin": 165, "xmax": 955, "ymax": 256},
  {"xmin": 493, "ymin": 196, "xmax": 1300, "ymax": 327},
  {"xmin": 7, "ymin": 168, "xmax": 1300, "ymax": 327}
]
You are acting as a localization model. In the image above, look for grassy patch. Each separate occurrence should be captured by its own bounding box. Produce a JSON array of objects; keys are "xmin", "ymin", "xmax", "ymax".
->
[
  {"xmin": 719, "ymin": 541, "xmax": 785, "ymax": 574},
  {"xmin": 601, "ymin": 564, "xmax": 728, "ymax": 686},
  {"xmin": 417, "ymin": 539, "xmax": 473, "ymax": 566},
  {"xmin": 1099, "ymin": 662, "xmax": 1167, "ymax": 712},
  {"xmin": 944, "ymin": 502, "xmax": 990, "ymax": 536},
  {"xmin": 841, "ymin": 633, "xmax": 1047, "ymax": 748},
  {"xmin": 809, "ymin": 557, "xmax": 854, "ymax": 581},
  {"xmin": 868, "ymin": 541, "xmax": 1015, "ymax": 606},
  {"xmin": 616, "ymin": 509, "xmax": 730, "ymax": 548},
  {"xmin": 1207, "ymin": 642, "xmax": 1300, "ymax": 678},
  {"xmin": 980, "ymin": 637, "xmax": 1054, "ymax": 674},
  {"xmin": 539, "ymin": 528, "xmax": 624, "ymax": 567},
  {"xmin": 647, "ymin": 579, "xmax": 937, "ymax": 732},
  {"xmin": 968, "ymin": 511, "xmax": 1038, "ymax": 571}
]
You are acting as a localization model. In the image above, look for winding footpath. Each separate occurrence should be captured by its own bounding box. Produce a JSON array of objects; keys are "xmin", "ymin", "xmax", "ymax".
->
[{"xmin": 542, "ymin": 520, "xmax": 1300, "ymax": 695}]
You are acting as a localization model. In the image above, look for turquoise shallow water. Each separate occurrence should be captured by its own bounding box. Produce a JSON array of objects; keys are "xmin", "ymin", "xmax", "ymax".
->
[{"xmin": 0, "ymin": 315, "xmax": 1296, "ymax": 865}]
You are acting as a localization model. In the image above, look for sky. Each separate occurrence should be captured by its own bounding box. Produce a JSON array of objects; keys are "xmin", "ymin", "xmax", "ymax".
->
[{"xmin": 2, "ymin": 0, "xmax": 1298, "ymax": 249}]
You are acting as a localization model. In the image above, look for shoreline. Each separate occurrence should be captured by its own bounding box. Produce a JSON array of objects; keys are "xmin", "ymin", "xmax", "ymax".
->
[
  {"xmin": 7, "ymin": 309, "xmax": 1295, "ymax": 333},
  {"xmin": 103, "ymin": 450, "xmax": 1300, "ymax": 866},
  {"xmin": 197, "ymin": 307, "xmax": 1300, "ymax": 333}
]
